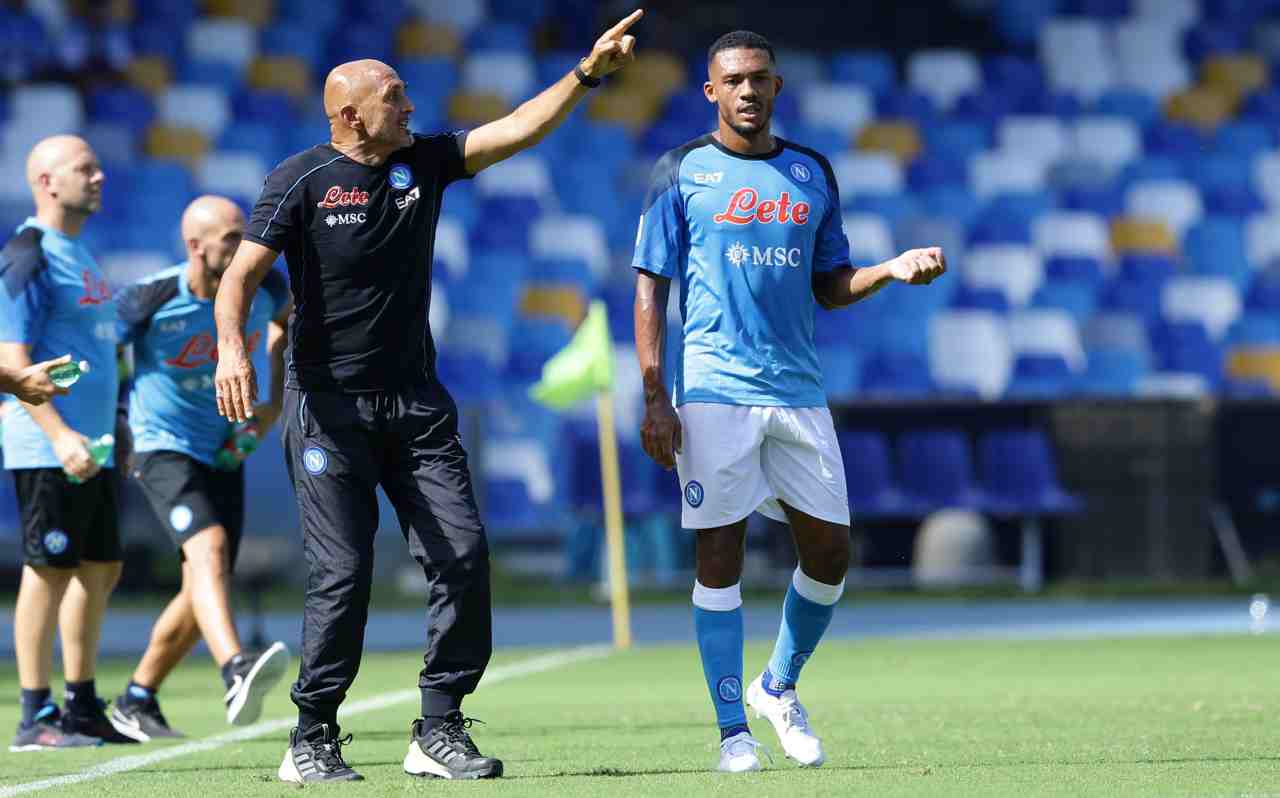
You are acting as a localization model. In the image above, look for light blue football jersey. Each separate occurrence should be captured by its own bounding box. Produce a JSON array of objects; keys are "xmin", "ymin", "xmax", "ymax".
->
[
  {"xmin": 117, "ymin": 264, "xmax": 288, "ymax": 466},
  {"xmin": 0, "ymin": 218, "xmax": 119, "ymax": 469},
  {"xmin": 632, "ymin": 135, "xmax": 851, "ymax": 408}
]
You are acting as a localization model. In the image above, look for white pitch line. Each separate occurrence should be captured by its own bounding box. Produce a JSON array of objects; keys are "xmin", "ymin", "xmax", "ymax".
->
[{"xmin": 0, "ymin": 644, "xmax": 612, "ymax": 797}]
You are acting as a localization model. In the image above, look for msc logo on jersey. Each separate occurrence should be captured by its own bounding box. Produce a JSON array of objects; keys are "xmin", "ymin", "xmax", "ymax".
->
[
  {"xmin": 726, "ymin": 241, "xmax": 802, "ymax": 269},
  {"xmin": 43, "ymin": 530, "xmax": 68, "ymax": 556},
  {"xmin": 790, "ymin": 162, "xmax": 812, "ymax": 183},
  {"xmin": 316, "ymin": 186, "xmax": 370, "ymax": 208},
  {"xmin": 713, "ymin": 188, "xmax": 811, "ymax": 226},
  {"xmin": 303, "ymin": 447, "xmax": 328, "ymax": 475},
  {"xmin": 389, "ymin": 164, "xmax": 414, "ymax": 190},
  {"xmin": 325, "ymin": 213, "xmax": 367, "ymax": 227},
  {"xmin": 716, "ymin": 675, "xmax": 742, "ymax": 703},
  {"xmin": 684, "ymin": 480, "xmax": 705, "ymax": 508}
]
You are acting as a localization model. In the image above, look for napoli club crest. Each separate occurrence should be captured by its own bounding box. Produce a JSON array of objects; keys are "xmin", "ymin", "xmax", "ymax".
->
[
  {"xmin": 717, "ymin": 675, "xmax": 742, "ymax": 703},
  {"xmin": 43, "ymin": 529, "xmax": 69, "ymax": 555},
  {"xmin": 790, "ymin": 162, "xmax": 812, "ymax": 183},
  {"xmin": 389, "ymin": 164, "xmax": 414, "ymax": 190},
  {"xmin": 303, "ymin": 447, "xmax": 328, "ymax": 475},
  {"xmin": 684, "ymin": 481, "xmax": 704, "ymax": 508}
]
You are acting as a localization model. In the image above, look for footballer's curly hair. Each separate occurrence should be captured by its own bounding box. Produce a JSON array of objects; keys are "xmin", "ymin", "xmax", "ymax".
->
[{"xmin": 707, "ymin": 30, "xmax": 776, "ymax": 66}]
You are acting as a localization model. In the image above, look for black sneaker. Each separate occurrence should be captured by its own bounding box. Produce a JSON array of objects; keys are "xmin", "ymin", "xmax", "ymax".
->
[
  {"xmin": 278, "ymin": 723, "xmax": 363, "ymax": 783},
  {"xmin": 10, "ymin": 705, "xmax": 102, "ymax": 751},
  {"xmin": 403, "ymin": 711, "xmax": 503, "ymax": 780},
  {"xmin": 224, "ymin": 641, "xmax": 290, "ymax": 726},
  {"xmin": 62, "ymin": 699, "xmax": 139, "ymax": 745},
  {"xmin": 109, "ymin": 694, "xmax": 184, "ymax": 742}
]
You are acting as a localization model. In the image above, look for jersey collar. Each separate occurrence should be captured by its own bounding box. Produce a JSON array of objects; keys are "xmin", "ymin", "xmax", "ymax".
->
[{"xmin": 708, "ymin": 134, "xmax": 785, "ymax": 161}]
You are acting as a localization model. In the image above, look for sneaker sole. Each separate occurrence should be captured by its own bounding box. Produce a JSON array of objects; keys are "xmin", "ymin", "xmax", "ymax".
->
[
  {"xmin": 228, "ymin": 641, "xmax": 290, "ymax": 726},
  {"xmin": 745, "ymin": 680, "xmax": 825, "ymax": 768},
  {"xmin": 108, "ymin": 705, "xmax": 152, "ymax": 743},
  {"xmin": 403, "ymin": 742, "xmax": 503, "ymax": 779}
]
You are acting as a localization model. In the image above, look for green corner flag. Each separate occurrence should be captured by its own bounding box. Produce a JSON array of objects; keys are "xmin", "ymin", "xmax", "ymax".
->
[{"xmin": 529, "ymin": 300, "xmax": 615, "ymax": 409}]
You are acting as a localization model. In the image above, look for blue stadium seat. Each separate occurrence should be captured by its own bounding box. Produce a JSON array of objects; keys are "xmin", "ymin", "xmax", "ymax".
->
[
  {"xmin": 994, "ymin": 0, "xmax": 1058, "ymax": 47},
  {"xmin": 1006, "ymin": 354, "xmax": 1074, "ymax": 397},
  {"xmin": 1074, "ymin": 348, "xmax": 1147, "ymax": 395},
  {"xmin": 1241, "ymin": 88, "xmax": 1280, "ymax": 124},
  {"xmin": 1045, "ymin": 255, "xmax": 1106, "ymax": 286},
  {"xmin": 977, "ymin": 428, "xmax": 1082, "ymax": 516},
  {"xmin": 472, "ymin": 196, "xmax": 541, "ymax": 249},
  {"xmin": 846, "ymin": 193, "xmax": 919, "ymax": 227},
  {"xmin": 490, "ymin": 0, "xmax": 552, "ymax": 26},
  {"xmin": 861, "ymin": 352, "xmax": 934, "ymax": 396},
  {"xmin": 1183, "ymin": 24, "xmax": 1245, "ymax": 62},
  {"xmin": 482, "ymin": 478, "xmax": 543, "ymax": 535},
  {"xmin": 924, "ymin": 120, "xmax": 991, "ymax": 163},
  {"xmin": 566, "ymin": 423, "xmax": 665, "ymax": 517},
  {"xmin": 529, "ymin": 257, "xmax": 593, "ymax": 288},
  {"xmin": 1152, "ymin": 321, "xmax": 1224, "ymax": 386},
  {"xmin": 897, "ymin": 429, "xmax": 993, "ymax": 510},
  {"xmin": 1092, "ymin": 89, "xmax": 1159, "ymax": 126},
  {"xmin": 467, "ymin": 21, "xmax": 532, "ymax": 52},
  {"xmin": 916, "ymin": 185, "xmax": 982, "ymax": 232},
  {"xmin": 1184, "ymin": 218, "xmax": 1253, "ymax": 287},
  {"xmin": 829, "ymin": 50, "xmax": 896, "ymax": 94},
  {"xmin": 288, "ymin": 120, "xmax": 333, "ymax": 156},
  {"xmin": 219, "ymin": 121, "xmax": 288, "ymax": 166},
  {"xmin": 1223, "ymin": 377, "xmax": 1275, "ymax": 397},
  {"xmin": 435, "ymin": 352, "xmax": 500, "ymax": 403},
  {"xmin": 399, "ymin": 57, "xmax": 459, "ymax": 103},
  {"xmin": 178, "ymin": 59, "xmax": 244, "ymax": 94},
  {"xmin": 875, "ymin": 89, "xmax": 936, "ymax": 124},
  {"xmin": 1018, "ymin": 90, "xmax": 1082, "ymax": 118},
  {"xmin": 260, "ymin": 24, "xmax": 327, "ymax": 69},
  {"xmin": 817, "ymin": 346, "xmax": 862, "ymax": 401},
  {"xmin": 1118, "ymin": 156, "xmax": 1184, "ymax": 189},
  {"xmin": 1246, "ymin": 272, "xmax": 1280, "ymax": 311},
  {"xmin": 1227, "ymin": 313, "xmax": 1280, "ymax": 346},
  {"xmin": 1203, "ymin": 184, "xmax": 1265, "ymax": 217},
  {"xmin": 1059, "ymin": 183, "xmax": 1124, "ymax": 217},
  {"xmin": 1144, "ymin": 122, "xmax": 1206, "ymax": 157},
  {"xmin": 1118, "ymin": 254, "xmax": 1178, "ymax": 286},
  {"xmin": 506, "ymin": 317, "xmax": 573, "ymax": 381},
  {"xmin": 907, "ymin": 156, "xmax": 967, "ymax": 191},
  {"xmin": 327, "ymin": 24, "xmax": 393, "ymax": 68},
  {"xmin": 1187, "ymin": 154, "xmax": 1252, "ymax": 196},
  {"xmin": 953, "ymin": 90, "xmax": 1014, "ymax": 127},
  {"xmin": 1213, "ymin": 121, "xmax": 1274, "ymax": 157},
  {"xmin": 273, "ymin": 0, "xmax": 341, "ymax": 33},
  {"xmin": 1063, "ymin": 0, "xmax": 1131, "ymax": 18},
  {"xmin": 968, "ymin": 212, "xmax": 1031, "ymax": 246},
  {"xmin": 235, "ymin": 90, "xmax": 298, "ymax": 125},
  {"xmin": 1102, "ymin": 276, "xmax": 1164, "ymax": 322},
  {"xmin": 984, "ymin": 54, "xmax": 1045, "ymax": 101},
  {"xmin": 87, "ymin": 87, "xmax": 155, "ymax": 133},
  {"xmin": 536, "ymin": 51, "xmax": 582, "ymax": 87},
  {"xmin": 838, "ymin": 430, "xmax": 927, "ymax": 519},
  {"xmin": 1033, "ymin": 280, "xmax": 1099, "ymax": 322}
]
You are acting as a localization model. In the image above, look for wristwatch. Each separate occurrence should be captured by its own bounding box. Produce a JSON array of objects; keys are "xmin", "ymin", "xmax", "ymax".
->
[{"xmin": 574, "ymin": 61, "xmax": 602, "ymax": 88}]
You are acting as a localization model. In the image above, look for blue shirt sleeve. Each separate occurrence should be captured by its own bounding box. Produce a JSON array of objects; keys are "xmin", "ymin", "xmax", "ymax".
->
[
  {"xmin": 813, "ymin": 160, "xmax": 852, "ymax": 274},
  {"xmin": 632, "ymin": 149, "xmax": 686, "ymax": 278},
  {"xmin": 0, "ymin": 229, "xmax": 50, "ymax": 345}
]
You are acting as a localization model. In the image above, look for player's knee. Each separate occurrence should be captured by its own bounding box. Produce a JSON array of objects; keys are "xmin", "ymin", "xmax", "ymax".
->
[
  {"xmin": 183, "ymin": 527, "xmax": 231, "ymax": 573},
  {"xmin": 800, "ymin": 537, "xmax": 850, "ymax": 582}
]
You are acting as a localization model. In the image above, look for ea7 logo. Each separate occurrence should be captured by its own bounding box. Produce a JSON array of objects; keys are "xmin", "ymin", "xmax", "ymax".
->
[
  {"xmin": 395, "ymin": 185, "xmax": 420, "ymax": 210},
  {"xmin": 693, "ymin": 171, "xmax": 723, "ymax": 185}
]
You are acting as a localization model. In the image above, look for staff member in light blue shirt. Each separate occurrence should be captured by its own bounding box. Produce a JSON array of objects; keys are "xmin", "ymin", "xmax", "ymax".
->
[{"xmin": 0, "ymin": 135, "xmax": 131, "ymax": 750}]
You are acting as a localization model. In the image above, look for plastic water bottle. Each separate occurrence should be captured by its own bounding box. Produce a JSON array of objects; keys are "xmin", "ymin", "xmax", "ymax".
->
[
  {"xmin": 67, "ymin": 433, "xmax": 114, "ymax": 484},
  {"xmin": 1249, "ymin": 593, "xmax": 1270, "ymax": 635},
  {"xmin": 48, "ymin": 359, "xmax": 90, "ymax": 388},
  {"xmin": 214, "ymin": 420, "xmax": 261, "ymax": 471}
]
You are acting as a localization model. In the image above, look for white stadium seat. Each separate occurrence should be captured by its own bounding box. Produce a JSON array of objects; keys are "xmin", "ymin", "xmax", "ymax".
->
[
  {"xmin": 1008, "ymin": 309, "xmax": 1086, "ymax": 371},
  {"xmin": 964, "ymin": 244, "xmax": 1044, "ymax": 307},
  {"xmin": 434, "ymin": 216, "xmax": 470, "ymax": 280},
  {"xmin": 462, "ymin": 51, "xmax": 536, "ymax": 104},
  {"xmin": 196, "ymin": 151, "xmax": 267, "ymax": 205},
  {"xmin": 1161, "ymin": 276, "xmax": 1242, "ymax": 341},
  {"xmin": 529, "ymin": 214, "xmax": 611, "ymax": 281},
  {"xmin": 998, "ymin": 116, "xmax": 1071, "ymax": 167},
  {"xmin": 1072, "ymin": 116, "xmax": 1142, "ymax": 173},
  {"xmin": 831, "ymin": 152, "xmax": 903, "ymax": 196},
  {"xmin": 928, "ymin": 311, "xmax": 1013, "ymax": 398},
  {"xmin": 843, "ymin": 213, "xmax": 895, "ymax": 263},
  {"xmin": 186, "ymin": 18, "xmax": 257, "ymax": 69},
  {"xmin": 1032, "ymin": 211, "xmax": 1112, "ymax": 260},
  {"xmin": 159, "ymin": 84, "xmax": 232, "ymax": 139},
  {"xmin": 1125, "ymin": 179, "xmax": 1203, "ymax": 237},
  {"xmin": 907, "ymin": 49, "xmax": 981, "ymax": 111},
  {"xmin": 970, "ymin": 152, "xmax": 1046, "ymax": 197},
  {"xmin": 798, "ymin": 83, "xmax": 874, "ymax": 137}
]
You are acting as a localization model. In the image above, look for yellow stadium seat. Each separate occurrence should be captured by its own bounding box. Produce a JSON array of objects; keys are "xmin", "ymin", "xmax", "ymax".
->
[
  {"xmin": 126, "ymin": 56, "xmax": 172, "ymax": 95},
  {"xmin": 613, "ymin": 51, "xmax": 686, "ymax": 102},
  {"xmin": 588, "ymin": 88, "xmax": 663, "ymax": 132},
  {"xmin": 856, "ymin": 121, "xmax": 922, "ymax": 163},
  {"xmin": 145, "ymin": 125, "xmax": 210, "ymax": 167},
  {"xmin": 1226, "ymin": 347, "xmax": 1280, "ymax": 393},
  {"xmin": 247, "ymin": 56, "xmax": 312, "ymax": 101},
  {"xmin": 397, "ymin": 20, "xmax": 462, "ymax": 59},
  {"xmin": 1202, "ymin": 54, "xmax": 1268, "ymax": 105},
  {"xmin": 1164, "ymin": 85, "xmax": 1233, "ymax": 131},
  {"xmin": 1110, "ymin": 217, "xmax": 1178, "ymax": 254},
  {"xmin": 205, "ymin": 0, "xmax": 274, "ymax": 26},
  {"xmin": 448, "ymin": 91, "xmax": 510, "ymax": 126},
  {"xmin": 520, "ymin": 285, "xmax": 587, "ymax": 327}
]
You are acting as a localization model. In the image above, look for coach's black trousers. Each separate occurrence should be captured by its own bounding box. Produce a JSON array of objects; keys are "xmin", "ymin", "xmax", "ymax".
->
[{"xmin": 282, "ymin": 381, "xmax": 492, "ymax": 731}]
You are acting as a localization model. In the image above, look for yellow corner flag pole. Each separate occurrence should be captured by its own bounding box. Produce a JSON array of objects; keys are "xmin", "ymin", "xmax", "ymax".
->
[
  {"xmin": 529, "ymin": 300, "xmax": 631, "ymax": 649},
  {"xmin": 595, "ymin": 390, "xmax": 632, "ymax": 649}
]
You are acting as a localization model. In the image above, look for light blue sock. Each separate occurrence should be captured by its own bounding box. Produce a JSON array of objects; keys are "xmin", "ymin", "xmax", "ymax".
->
[
  {"xmin": 692, "ymin": 581, "xmax": 747, "ymax": 732},
  {"xmin": 764, "ymin": 567, "xmax": 844, "ymax": 695}
]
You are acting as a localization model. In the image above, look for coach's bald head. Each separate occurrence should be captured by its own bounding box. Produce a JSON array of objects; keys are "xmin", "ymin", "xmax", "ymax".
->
[
  {"xmin": 323, "ymin": 59, "xmax": 414, "ymax": 156},
  {"xmin": 182, "ymin": 195, "xmax": 244, "ymax": 277},
  {"xmin": 25, "ymin": 135, "xmax": 103, "ymax": 220}
]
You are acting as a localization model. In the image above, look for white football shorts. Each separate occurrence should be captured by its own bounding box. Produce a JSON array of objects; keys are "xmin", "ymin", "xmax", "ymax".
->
[{"xmin": 674, "ymin": 403, "xmax": 850, "ymax": 529}]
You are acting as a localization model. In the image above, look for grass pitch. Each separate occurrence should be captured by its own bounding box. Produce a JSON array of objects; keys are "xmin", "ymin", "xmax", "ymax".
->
[{"xmin": 2, "ymin": 633, "xmax": 1277, "ymax": 797}]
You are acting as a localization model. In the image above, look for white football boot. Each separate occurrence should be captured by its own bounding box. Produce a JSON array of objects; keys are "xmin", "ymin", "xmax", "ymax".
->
[
  {"xmin": 717, "ymin": 730, "xmax": 764, "ymax": 773},
  {"xmin": 746, "ymin": 674, "xmax": 825, "ymax": 767}
]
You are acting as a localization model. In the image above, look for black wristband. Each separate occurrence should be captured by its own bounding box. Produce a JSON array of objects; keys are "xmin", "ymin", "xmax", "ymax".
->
[{"xmin": 574, "ymin": 62, "xmax": 602, "ymax": 88}]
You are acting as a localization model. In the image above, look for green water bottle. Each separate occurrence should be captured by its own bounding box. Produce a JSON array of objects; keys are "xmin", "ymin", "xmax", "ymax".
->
[
  {"xmin": 67, "ymin": 433, "xmax": 114, "ymax": 484},
  {"xmin": 48, "ymin": 359, "xmax": 90, "ymax": 388},
  {"xmin": 214, "ymin": 421, "xmax": 261, "ymax": 470}
]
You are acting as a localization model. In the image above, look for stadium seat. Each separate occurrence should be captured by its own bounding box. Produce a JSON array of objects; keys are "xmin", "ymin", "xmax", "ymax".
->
[
  {"xmin": 1006, "ymin": 353, "xmax": 1074, "ymax": 396},
  {"xmin": 1213, "ymin": 121, "xmax": 1274, "ymax": 158},
  {"xmin": 928, "ymin": 311, "xmax": 1013, "ymax": 398},
  {"xmin": 1162, "ymin": 276, "xmax": 1242, "ymax": 341},
  {"xmin": 1254, "ymin": 153, "xmax": 1280, "ymax": 208},
  {"xmin": 1032, "ymin": 211, "xmax": 1111, "ymax": 260},
  {"xmin": 247, "ymin": 56, "xmax": 311, "ymax": 102},
  {"xmin": 1183, "ymin": 217, "xmax": 1253, "ymax": 288},
  {"xmin": 798, "ymin": 83, "xmax": 874, "ymax": 137},
  {"xmin": 832, "ymin": 152, "xmax": 903, "ymax": 197},
  {"xmin": 462, "ymin": 51, "xmax": 536, "ymax": 105},
  {"xmin": 187, "ymin": 18, "xmax": 256, "ymax": 69},
  {"xmin": 158, "ymin": 84, "xmax": 231, "ymax": 139},
  {"xmin": 1075, "ymin": 348, "xmax": 1149, "ymax": 395},
  {"xmin": 896, "ymin": 428, "xmax": 993, "ymax": 509},
  {"xmin": 1241, "ymin": 86, "xmax": 1280, "ymax": 124},
  {"xmin": 1084, "ymin": 312, "xmax": 1150, "ymax": 355},
  {"xmin": 970, "ymin": 152, "xmax": 1045, "ymax": 197},
  {"xmin": 1101, "ymin": 276, "xmax": 1164, "ymax": 322},
  {"xmin": 528, "ymin": 215, "xmax": 610, "ymax": 284},
  {"xmin": 1201, "ymin": 55, "xmax": 1269, "ymax": 106},
  {"xmin": 1113, "ymin": 25, "xmax": 1191, "ymax": 100},
  {"xmin": 1134, "ymin": 372, "xmax": 1211, "ymax": 397},
  {"xmin": 144, "ymin": 124, "xmax": 211, "ymax": 167},
  {"xmin": 474, "ymin": 153, "xmax": 553, "ymax": 199},
  {"xmin": 876, "ymin": 89, "xmax": 936, "ymax": 124},
  {"xmin": 817, "ymin": 346, "xmax": 862, "ymax": 402},
  {"xmin": 101, "ymin": 250, "xmax": 175, "ymax": 288},
  {"xmin": 998, "ymin": 115, "xmax": 1070, "ymax": 166},
  {"xmin": 519, "ymin": 284, "xmax": 587, "ymax": 328},
  {"xmin": 856, "ymin": 122, "xmax": 922, "ymax": 163},
  {"xmin": 1227, "ymin": 313, "xmax": 1280, "ymax": 346},
  {"xmin": 844, "ymin": 214, "xmax": 895, "ymax": 264},
  {"xmin": 829, "ymin": 50, "xmax": 896, "ymax": 95},
  {"xmin": 433, "ymin": 216, "xmax": 469, "ymax": 281},
  {"xmin": 1092, "ymin": 88, "xmax": 1160, "ymax": 126},
  {"xmin": 1008, "ymin": 309, "xmax": 1086, "ymax": 371},
  {"xmin": 1117, "ymin": 253, "xmax": 1178, "ymax": 286},
  {"xmin": 1040, "ymin": 18, "xmax": 1116, "ymax": 101},
  {"xmin": 1152, "ymin": 321, "xmax": 1224, "ymax": 385},
  {"xmin": 977, "ymin": 429, "xmax": 1082, "ymax": 515},
  {"xmin": 860, "ymin": 352, "xmax": 934, "ymax": 396},
  {"xmin": 196, "ymin": 152, "xmax": 267, "ymax": 206},
  {"xmin": 907, "ymin": 50, "xmax": 982, "ymax": 111},
  {"xmin": 1134, "ymin": 0, "xmax": 1198, "ymax": 25},
  {"xmin": 1045, "ymin": 255, "xmax": 1107, "ymax": 286},
  {"xmin": 12, "ymin": 84, "xmax": 84, "ymax": 135},
  {"xmin": 83, "ymin": 123, "xmax": 137, "ymax": 167},
  {"xmin": 218, "ymin": 121, "xmax": 286, "ymax": 166},
  {"xmin": 1164, "ymin": 86, "xmax": 1233, "ymax": 132},
  {"xmin": 1246, "ymin": 213, "xmax": 1280, "ymax": 269},
  {"xmin": 125, "ymin": 56, "xmax": 173, "ymax": 96},
  {"xmin": 467, "ymin": 21, "xmax": 533, "ymax": 52},
  {"xmin": 924, "ymin": 120, "xmax": 990, "ymax": 163},
  {"xmin": 1110, "ymin": 217, "xmax": 1178, "ymax": 255},
  {"xmin": 953, "ymin": 285, "xmax": 1012, "ymax": 313},
  {"xmin": 1032, "ymin": 280, "xmax": 1098, "ymax": 324},
  {"xmin": 963, "ymin": 244, "xmax": 1044, "ymax": 306},
  {"xmin": 1071, "ymin": 116, "xmax": 1141, "ymax": 174},
  {"xmin": 1124, "ymin": 180, "xmax": 1203, "ymax": 238},
  {"xmin": 838, "ymin": 430, "xmax": 925, "ymax": 518},
  {"xmin": 87, "ymin": 86, "xmax": 155, "ymax": 134}
]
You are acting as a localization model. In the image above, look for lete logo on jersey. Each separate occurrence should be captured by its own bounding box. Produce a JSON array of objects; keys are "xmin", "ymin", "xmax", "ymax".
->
[
  {"xmin": 316, "ymin": 186, "xmax": 370, "ymax": 208},
  {"xmin": 713, "ymin": 188, "xmax": 810, "ymax": 226},
  {"xmin": 164, "ymin": 330, "xmax": 262, "ymax": 370}
]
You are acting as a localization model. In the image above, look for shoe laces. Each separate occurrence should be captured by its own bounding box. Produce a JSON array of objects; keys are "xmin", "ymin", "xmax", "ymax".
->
[
  {"xmin": 314, "ymin": 731, "xmax": 354, "ymax": 773},
  {"xmin": 723, "ymin": 733, "xmax": 773, "ymax": 764},
  {"xmin": 438, "ymin": 712, "xmax": 483, "ymax": 755},
  {"xmin": 776, "ymin": 692, "xmax": 810, "ymax": 734}
]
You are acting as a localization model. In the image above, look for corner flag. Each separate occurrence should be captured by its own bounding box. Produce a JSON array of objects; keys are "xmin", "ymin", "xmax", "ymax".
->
[{"xmin": 529, "ymin": 300, "xmax": 614, "ymax": 409}]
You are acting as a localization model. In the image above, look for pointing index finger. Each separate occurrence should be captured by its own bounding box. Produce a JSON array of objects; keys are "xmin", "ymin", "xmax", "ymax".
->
[{"xmin": 604, "ymin": 8, "xmax": 644, "ymax": 39}]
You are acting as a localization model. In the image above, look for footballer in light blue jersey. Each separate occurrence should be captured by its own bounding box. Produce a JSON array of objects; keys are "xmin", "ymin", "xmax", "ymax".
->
[{"xmin": 633, "ymin": 31, "xmax": 945, "ymax": 774}]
